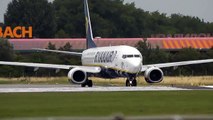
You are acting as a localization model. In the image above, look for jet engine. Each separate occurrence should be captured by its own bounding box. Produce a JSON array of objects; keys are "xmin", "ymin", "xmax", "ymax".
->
[
  {"xmin": 68, "ymin": 68, "xmax": 87, "ymax": 84},
  {"xmin": 144, "ymin": 67, "xmax": 164, "ymax": 83}
]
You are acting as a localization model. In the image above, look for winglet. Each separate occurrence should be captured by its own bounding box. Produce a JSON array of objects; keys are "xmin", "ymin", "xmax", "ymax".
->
[{"xmin": 84, "ymin": 0, "xmax": 97, "ymax": 49}]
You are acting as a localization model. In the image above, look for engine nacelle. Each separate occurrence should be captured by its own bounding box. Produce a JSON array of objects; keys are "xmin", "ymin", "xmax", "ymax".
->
[
  {"xmin": 68, "ymin": 68, "xmax": 87, "ymax": 84},
  {"xmin": 144, "ymin": 67, "xmax": 164, "ymax": 83}
]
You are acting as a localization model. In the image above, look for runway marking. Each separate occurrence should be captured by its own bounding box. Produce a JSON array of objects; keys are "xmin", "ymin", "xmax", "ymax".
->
[
  {"xmin": 0, "ymin": 85, "xmax": 190, "ymax": 93},
  {"xmin": 203, "ymin": 86, "xmax": 213, "ymax": 89}
]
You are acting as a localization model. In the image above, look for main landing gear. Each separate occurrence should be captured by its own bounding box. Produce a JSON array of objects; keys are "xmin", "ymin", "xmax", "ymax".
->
[
  {"xmin": 81, "ymin": 79, "xmax": 93, "ymax": 87},
  {"xmin": 126, "ymin": 77, "xmax": 137, "ymax": 86},
  {"xmin": 80, "ymin": 78, "xmax": 137, "ymax": 87}
]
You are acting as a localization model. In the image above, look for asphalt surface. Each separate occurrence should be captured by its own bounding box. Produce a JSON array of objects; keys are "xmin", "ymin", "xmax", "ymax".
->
[{"xmin": 0, "ymin": 84, "xmax": 212, "ymax": 93}]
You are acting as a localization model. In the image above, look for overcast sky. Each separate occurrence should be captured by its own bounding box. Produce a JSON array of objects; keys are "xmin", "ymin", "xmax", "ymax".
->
[
  {"xmin": 124, "ymin": 0, "xmax": 213, "ymax": 22},
  {"xmin": 0, "ymin": 0, "xmax": 213, "ymax": 23}
]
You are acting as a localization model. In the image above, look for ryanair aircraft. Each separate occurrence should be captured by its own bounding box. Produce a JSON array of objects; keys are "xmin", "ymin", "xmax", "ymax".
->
[{"xmin": 0, "ymin": 0, "xmax": 213, "ymax": 87}]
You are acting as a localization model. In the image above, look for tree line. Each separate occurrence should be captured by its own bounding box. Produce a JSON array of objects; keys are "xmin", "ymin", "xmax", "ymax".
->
[
  {"xmin": 1, "ymin": 0, "xmax": 212, "ymax": 38},
  {"xmin": 0, "ymin": 0, "xmax": 213, "ymax": 77},
  {"xmin": 0, "ymin": 38, "xmax": 212, "ymax": 77}
]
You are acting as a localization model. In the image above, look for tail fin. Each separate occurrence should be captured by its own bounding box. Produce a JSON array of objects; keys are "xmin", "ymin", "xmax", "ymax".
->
[{"xmin": 84, "ymin": 0, "xmax": 97, "ymax": 49}]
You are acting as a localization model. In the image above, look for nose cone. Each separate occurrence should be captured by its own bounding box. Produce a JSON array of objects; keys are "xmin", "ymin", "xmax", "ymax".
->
[{"xmin": 129, "ymin": 58, "xmax": 142, "ymax": 73}]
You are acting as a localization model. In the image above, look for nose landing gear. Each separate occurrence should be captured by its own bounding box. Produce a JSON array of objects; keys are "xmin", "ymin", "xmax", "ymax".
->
[{"xmin": 126, "ymin": 77, "xmax": 137, "ymax": 86}]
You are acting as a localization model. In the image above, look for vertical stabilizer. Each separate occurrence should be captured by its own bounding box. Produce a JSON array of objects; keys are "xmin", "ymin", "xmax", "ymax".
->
[{"xmin": 84, "ymin": 0, "xmax": 97, "ymax": 49}]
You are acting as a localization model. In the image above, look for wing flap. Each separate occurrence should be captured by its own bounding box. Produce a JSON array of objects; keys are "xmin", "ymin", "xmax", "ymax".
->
[{"xmin": 142, "ymin": 59, "xmax": 213, "ymax": 72}]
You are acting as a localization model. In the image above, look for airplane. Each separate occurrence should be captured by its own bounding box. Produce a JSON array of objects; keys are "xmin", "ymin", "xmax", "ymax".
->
[{"xmin": 0, "ymin": 0, "xmax": 213, "ymax": 87}]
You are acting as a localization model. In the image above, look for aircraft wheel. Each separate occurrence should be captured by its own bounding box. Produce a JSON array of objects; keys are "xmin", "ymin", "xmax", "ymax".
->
[
  {"xmin": 87, "ymin": 80, "xmax": 93, "ymax": 87},
  {"xmin": 126, "ymin": 79, "xmax": 130, "ymax": 86},
  {"xmin": 81, "ymin": 80, "xmax": 93, "ymax": 87},
  {"xmin": 81, "ymin": 83, "xmax": 86, "ymax": 87},
  {"xmin": 132, "ymin": 79, "xmax": 137, "ymax": 86}
]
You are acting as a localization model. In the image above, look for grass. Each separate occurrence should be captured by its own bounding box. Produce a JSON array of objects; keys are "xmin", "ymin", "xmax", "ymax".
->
[
  {"xmin": 0, "ymin": 76, "xmax": 212, "ymax": 86},
  {"xmin": 0, "ymin": 91, "xmax": 213, "ymax": 118},
  {"xmin": 0, "ymin": 77, "xmax": 68, "ymax": 84},
  {"xmin": 93, "ymin": 76, "xmax": 213, "ymax": 86}
]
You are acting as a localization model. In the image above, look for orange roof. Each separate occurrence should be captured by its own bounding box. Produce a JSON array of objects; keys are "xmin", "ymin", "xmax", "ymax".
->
[
  {"xmin": 8, "ymin": 37, "xmax": 213, "ymax": 50},
  {"xmin": 159, "ymin": 38, "xmax": 213, "ymax": 49}
]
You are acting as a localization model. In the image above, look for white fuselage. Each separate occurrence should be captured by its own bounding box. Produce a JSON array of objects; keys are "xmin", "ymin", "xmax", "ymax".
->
[{"xmin": 81, "ymin": 45, "xmax": 143, "ymax": 74}]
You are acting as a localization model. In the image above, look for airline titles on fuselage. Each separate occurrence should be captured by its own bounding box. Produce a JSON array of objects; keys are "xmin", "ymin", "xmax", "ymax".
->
[{"xmin": 94, "ymin": 51, "xmax": 117, "ymax": 63}]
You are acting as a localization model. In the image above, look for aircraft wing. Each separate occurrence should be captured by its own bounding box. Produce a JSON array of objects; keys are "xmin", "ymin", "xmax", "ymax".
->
[
  {"xmin": 0, "ymin": 61, "xmax": 101, "ymax": 73},
  {"xmin": 141, "ymin": 59, "xmax": 213, "ymax": 72},
  {"xmin": 32, "ymin": 48, "xmax": 82, "ymax": 56}
]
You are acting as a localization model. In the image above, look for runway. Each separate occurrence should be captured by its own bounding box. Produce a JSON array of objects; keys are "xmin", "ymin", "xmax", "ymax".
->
[{"xmin": 0, "ymin": 84, "xmax": 212, "ymax": 93}]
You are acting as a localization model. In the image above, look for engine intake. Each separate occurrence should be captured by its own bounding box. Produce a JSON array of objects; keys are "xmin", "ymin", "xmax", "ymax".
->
[
  {"xmin": 144, "ymin": 67, "xmax": 164, "ymax": 83},
  {"xmin": 68, "ymin": 68, "xmax": 87, "ymax": 84}
]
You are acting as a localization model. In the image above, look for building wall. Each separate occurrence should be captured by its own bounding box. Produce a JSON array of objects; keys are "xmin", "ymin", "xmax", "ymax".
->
[{"xmin": 8, "ymin": 37, "xmax": 213, "ymax": 51}]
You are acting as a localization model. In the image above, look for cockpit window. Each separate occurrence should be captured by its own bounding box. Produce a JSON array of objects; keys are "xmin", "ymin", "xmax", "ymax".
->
[
  {"xmin": 122, "ymin": 54, "xmax": 141, "ymax": 59},
  {"xmin": 122, "ymin": 55, "xmax": 127, "ymax": 59},
  {"xmin": 134, "ymin": 55, "xmax": 140, "ymax": 57},
  {"xmin": 127, "ymin": 55, "xmax": 134, "ymax": 58}
]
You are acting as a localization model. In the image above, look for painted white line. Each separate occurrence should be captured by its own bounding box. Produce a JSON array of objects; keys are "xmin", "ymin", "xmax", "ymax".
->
[
  {"xmin": 0, "ymin": 85, "xmax": 190, "ymax": 93},
  {"xmin": 202, "ymin": 86, "xmax": 213, "ymax": 88}
]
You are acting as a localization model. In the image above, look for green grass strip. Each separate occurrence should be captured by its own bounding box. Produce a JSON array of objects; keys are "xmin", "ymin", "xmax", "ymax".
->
[{"xmin": 0, "ymin": 91, "xmax": 213, "ymax": 118}]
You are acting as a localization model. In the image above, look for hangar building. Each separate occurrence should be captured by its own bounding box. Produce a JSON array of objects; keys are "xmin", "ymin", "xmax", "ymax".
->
[{"xmin": 8, "ymin": 37, "xmax": 213, "ymax": 51}]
